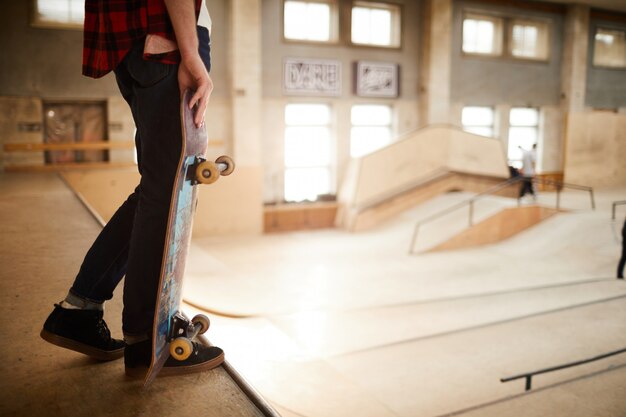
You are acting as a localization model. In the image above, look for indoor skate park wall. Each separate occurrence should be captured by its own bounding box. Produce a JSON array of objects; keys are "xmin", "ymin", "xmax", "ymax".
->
[
  {"xmin": 336, "ymin": 126, "xmax": 511, "ymax": 231},
  {"xmin": 563, "ymin": 14, "xmax": 626, "ymax": 188},
  {"xmin": 563, "ymin": 110, "xmax": 626, "ymax": 188}
]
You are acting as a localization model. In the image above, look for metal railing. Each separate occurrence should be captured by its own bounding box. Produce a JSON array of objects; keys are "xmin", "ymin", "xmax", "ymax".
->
[
  {"xmin": 408, "ymin": 177, "xmax": 595, "ymax": 254},
  {"xmin": 612, "ymin": 200, "xmax": 626, "ymax": 220},
  {"xmin": 501, "ymin": 347, "xmax": 626, "ymax": 392}
]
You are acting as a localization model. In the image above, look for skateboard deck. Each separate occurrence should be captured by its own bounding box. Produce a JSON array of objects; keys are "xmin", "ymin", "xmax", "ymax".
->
[{"xmin": 143, "ymin": 90, "xmax": 234, "ymax": 388}]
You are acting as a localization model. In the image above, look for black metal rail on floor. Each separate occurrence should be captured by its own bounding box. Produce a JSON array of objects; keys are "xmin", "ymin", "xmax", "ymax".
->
[
  {"xmin": 500, "ymin": 347, "xmax": 626, "ymax": 391},
  {"xmin": 612, "ymin": 200, "xmax": 626, "ymax": 220}
]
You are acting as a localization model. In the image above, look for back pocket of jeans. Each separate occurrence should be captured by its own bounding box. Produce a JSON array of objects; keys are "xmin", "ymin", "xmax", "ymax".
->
[{"xmin": 127, "ymin": 48, "xmax": 171, "ymax": 88}]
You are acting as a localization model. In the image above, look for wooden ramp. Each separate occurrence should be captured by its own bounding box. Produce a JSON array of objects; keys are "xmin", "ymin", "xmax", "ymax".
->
[
  {"xmin": 0, "ymin": 172, "xmax": 278, "ymax": 417},
  {"xmin": 430, "ymin": 205, "xmax": 559, "ymax": 252}
]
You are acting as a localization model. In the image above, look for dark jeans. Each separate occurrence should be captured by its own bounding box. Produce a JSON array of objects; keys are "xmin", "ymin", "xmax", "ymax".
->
[
  {"xmin": 519, "ymin": 177, "xmax": 535, "ymax": 198},
  {"xmin": 618, "ymin": 219, "xmax": 626, "ymax": 279},
  {"xmin": 68, "ymin": 28, "xmax": 211, "ymax": 336}
]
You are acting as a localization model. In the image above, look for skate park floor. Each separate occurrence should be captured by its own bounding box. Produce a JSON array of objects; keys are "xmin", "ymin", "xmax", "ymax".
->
[
  {"xmin": 1, "ymin": 171, "xmax": 625, "ymax": 417},
  {"xmin": 183, "ymin": 187, "xmax": 626, "ymax": 417},
  {"xmin": 0, "ymin": 173, "xmax": 274, "ymax": 417}
]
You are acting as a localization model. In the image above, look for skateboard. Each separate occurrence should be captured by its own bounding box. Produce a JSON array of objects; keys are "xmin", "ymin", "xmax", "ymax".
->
[{"xmin": 143, "ymin": 89, "xmax": 235, "ymax": 388}]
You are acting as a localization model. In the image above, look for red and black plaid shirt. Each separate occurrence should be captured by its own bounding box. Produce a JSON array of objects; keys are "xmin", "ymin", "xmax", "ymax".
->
[{"xmin": 83, "ymin": 0, "xmax": 201, "ymax": 78}]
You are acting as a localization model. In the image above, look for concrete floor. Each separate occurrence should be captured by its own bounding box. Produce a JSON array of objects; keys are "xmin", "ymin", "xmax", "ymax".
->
[
  {"xmin": 0, "ymin": 173, "xmax": 267, "ymax": 417},
  {"xmin": 1, "ymin": 172, "xmax": 625, "ymax": 417},
  {"xmin": 183, "ymin": 187, "xmax": 626, "ymax": 416}
]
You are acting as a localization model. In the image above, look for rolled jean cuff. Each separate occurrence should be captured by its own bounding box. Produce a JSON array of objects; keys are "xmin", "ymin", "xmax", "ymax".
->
[
  {"xmin": 65, "ymin": 290, "xmax": 104, "ymax": 311},
  {"xmin": 123, "ymin": 332, "xmax": 150, "ymax": 345}
]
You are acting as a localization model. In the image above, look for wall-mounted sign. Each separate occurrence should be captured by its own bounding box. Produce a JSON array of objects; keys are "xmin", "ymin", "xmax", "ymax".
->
[
  {"xmin": 355, "ymin": 61, "xmax": 399, "ymax": 98},
  {"xmin": 284, "ymin": 58, "xmax": 341, "ymax": 96}
]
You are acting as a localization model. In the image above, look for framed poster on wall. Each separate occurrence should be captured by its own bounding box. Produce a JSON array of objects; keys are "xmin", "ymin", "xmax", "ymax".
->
[
  {"xmin": 283, "ymin": 58, "xmax": 342, "ymax": 96},
  {"xmin": 355, "ymin": 61, "xmax": 399, "ymax": 98}
]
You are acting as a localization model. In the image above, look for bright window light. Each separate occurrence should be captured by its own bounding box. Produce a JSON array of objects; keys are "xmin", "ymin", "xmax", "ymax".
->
[
  {"xmin": 508, "ymin": 108, "xmax": 539, "ymax": 167},
  {"xmin": 34, "ymin": 0, "xmax": 84, "ymax": 27},
  {"xmin": 461, "ymin": 106, "xmax": 495, "ymax": 137},
  {"xmin": 285, "ymin": 127, "xmax": 331, "ymax": 167},
  {"xmin": 351, "ymin": 3, "xmax": 400, "ymax": 47},
  {"xmin": 509, "ymin": 107, "xmax": 539, "ymax": 126},
  {"xmin": 350, "ymin": 105, "xmax": 392, "ymax": 158},
  {"xmin": 284, "ymin": 1, "xmax": 332, "ymax": 42},
  {"xmin": 463, "ymin": 14, "xmax": 502, "ymax": 55},
  {"xmin": 284, "ymin": 104, "xmax": 333, "ymax": 202},
  {"xmin": 593, "ymin": 28, "xmax": 626, "ymax": 68},
  {"xmin": 285, "ymin": 167, "xmax": 331, "ymax": 202},
  {"xmin": 285, "ymin": 104, "xmax": 330, "ymax": 126},
  {"xmin": 510, "ymin": 20, "xmax": 549, "ymax": 60}
]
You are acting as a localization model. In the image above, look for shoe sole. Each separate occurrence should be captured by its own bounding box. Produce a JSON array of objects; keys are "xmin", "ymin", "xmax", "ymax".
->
[
  {"xmin": 125, "ymin": 351, "xmax": 225, "ymax": 379},
  {"xmin": 40, "ymin": 329, "xmax": 124, "ymax": 361}
]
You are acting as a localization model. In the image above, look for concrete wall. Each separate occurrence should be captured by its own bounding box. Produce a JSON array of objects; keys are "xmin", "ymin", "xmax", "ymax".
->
[
  {"xmin": 564, "ymin": 110, "xmax": 626, "ymax": 187},
  {"xmin": 0, "ymin": 2, "xmax": 118, "ymax": 98},
  {"xmin": 585, "ymin": 17, "xmax": 626, "ymax": 109},
  {"xmin": 450, "ymin": 1, "xmax": 565, "ymax": 106}
]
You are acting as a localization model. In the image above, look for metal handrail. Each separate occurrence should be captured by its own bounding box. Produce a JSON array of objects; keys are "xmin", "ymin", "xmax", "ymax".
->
[
  {"xmin": 612, "ymin": 200, "xmax": 626, "ymax": 220},
  {"xmin": 408, "ymin": 176, "xmax": 595, "ymax": 254},
  {"xmin": 535, "ymin": 177, "xmax": 595, "ymax": 211},
  {"xmin": 501, "ymin": 347, "xmax": 626, "ymax": 392}
]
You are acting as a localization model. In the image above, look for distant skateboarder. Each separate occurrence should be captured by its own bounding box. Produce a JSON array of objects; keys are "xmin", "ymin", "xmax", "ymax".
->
[
  {"xmin": 518, "ymin": 144, "xmax": 537, "ymax": 201},
  {"xmin": 618, "ymin": 218, "xmax": 626, "ymax": 279},
  {"xmin": 41, "ymin": 0, "xmax": 224, "ymax": 377}
]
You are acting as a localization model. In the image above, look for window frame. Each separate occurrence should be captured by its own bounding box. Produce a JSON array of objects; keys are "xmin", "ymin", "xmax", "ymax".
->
[
  {"xmin": 507, "ymin": 107, "xmax": 540, "ymax": 168},
  {"xmin": 461, "ymin": 12, "xmax": 504, "ymax": 57},
  {"xmin": 283, "ymin": 102, "xmax": 336, "ymax": 202},
  {"xmin": 507, "ymin": 18, "xmax": 551, "ymax": 62},
  {"xmin": 592, "ymin": 26, "xmax": 626, "ymax": 70},
  {"xmin": 461, "ymin": 105, "xmax": 496, "ymax": 138},
  {"xmin": 349, "ymin": 103, "xmax": 394, "ymax": 158},
  {"xmin": 461, "ymin": 10, "xmax": 552, "ymax": 63},
  {"xmin": 349, "ymin": 1, "xmax": 403, "ymax": 50},
  {"xmin": 282, "ymin": 0, "xmax": 340, "ymax": 45},
  {"xmin": 30, "ymin": 0, "xmax": 84, "ymax": 30}
]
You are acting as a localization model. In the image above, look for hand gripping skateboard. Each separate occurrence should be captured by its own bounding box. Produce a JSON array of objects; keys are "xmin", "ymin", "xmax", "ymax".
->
[{"xmin": 143, "ymin": 90, "xmax": 234, "ymax": 388}]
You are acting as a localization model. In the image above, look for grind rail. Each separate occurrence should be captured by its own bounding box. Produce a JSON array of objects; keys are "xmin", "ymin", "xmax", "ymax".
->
[
  {"xmin": 409, "ymin": 176, "xmax": 595, "ymax": 254},
  {"xmin": 501, "ymin": 347, "xmax": 626, "ymax": 391},
  {"xmin": 612, "ymin": 200, "xmax": 626, "ymax": 220}
]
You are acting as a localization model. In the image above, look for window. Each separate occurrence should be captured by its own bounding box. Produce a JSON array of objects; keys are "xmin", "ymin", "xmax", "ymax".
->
[
  {"xmin": 508, "ymin": 108, "xmax": 539, "ymax": 168},
  {"xmin": 462, "ymin": 13, "xmax": 503, "ymax": 55},
  {"xmin": 350, "ymin": 105, "xmax": 392, "ymax": 158},
  {"xmin": 509, "ymin": 19, "xmax": 549, "ymax": 60},
  {"xmin": 284, "ymin": 104, "xmax": 333, "ymax": 202},
  {"xmin": 462, "ymin": 12, "xmax": 550, "ymax": 61},
  {"xmin": 284, "ymin": 1, "xmax": 336, "ymax": 42},
  {"xmin": 461, "ymin": 106, "xmax": 495, "ymax": 137},
  {"xmin": 32, "ymin": 0, "xmax": 84, "ymax": 28},
  {"xmin": 351, "ymin": 2, "xmax": 401, "ymax": 47},
  {"xmin": 593, "ymin": 28, "xmax": 626, "ymax": 68}
]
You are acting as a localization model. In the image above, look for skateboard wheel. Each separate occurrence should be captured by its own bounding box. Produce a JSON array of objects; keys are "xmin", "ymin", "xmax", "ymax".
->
[
  {"xmin": 192, "ymin": 314, "xmax": 210, "ymax": 335},
  {"xmin": 216, "ymin": 155, "xmax": 235, "ymax": 176},
  {"xmin": 196, "ymin": 161, "xmax": 219, "ymax": 185},
  {"xmin": 170, "ymin": 337, "xmax": 193, "ymax": 361}
]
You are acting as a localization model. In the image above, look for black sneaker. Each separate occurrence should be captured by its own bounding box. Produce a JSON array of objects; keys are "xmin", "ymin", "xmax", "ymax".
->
[
  {"xmin": 124, "ymin": 339, "xmax": 224, "ymax": 378},
  {"xmin": 41, "ymin": 304, "xmax": 125, "ymax": 361}
]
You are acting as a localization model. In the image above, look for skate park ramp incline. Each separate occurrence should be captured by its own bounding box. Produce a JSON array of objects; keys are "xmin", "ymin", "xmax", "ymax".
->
[
  {"xmin": 336, "ymin": 124, "xmax": 512, "ymax": 231},
  {"xmin": 415, "ymin": 205, "xmax": 560, "ymax": 253}
]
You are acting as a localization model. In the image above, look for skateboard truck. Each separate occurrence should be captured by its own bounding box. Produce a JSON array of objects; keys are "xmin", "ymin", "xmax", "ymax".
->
[
  {"xmin": 168, "ymin": 312, "xmax": 211, "ymax": 361},
  {"xmin": 191, "ymin": 155, "xmax": 235, "ymax": 185}
]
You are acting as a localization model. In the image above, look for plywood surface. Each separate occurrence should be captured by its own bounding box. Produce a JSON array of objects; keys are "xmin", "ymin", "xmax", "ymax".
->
[{"xmin": 431, "ymin": 205, "xmax": 559, "ymax": 252}]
